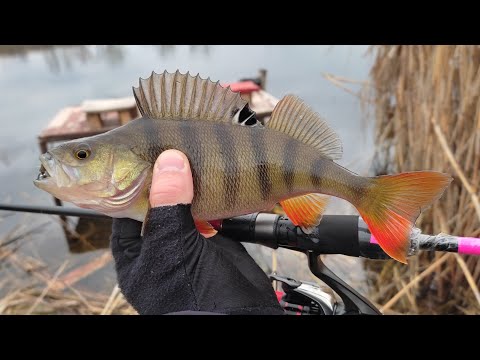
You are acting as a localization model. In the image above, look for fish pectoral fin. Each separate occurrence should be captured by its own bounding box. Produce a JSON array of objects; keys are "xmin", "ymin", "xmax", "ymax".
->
[
  {"xmin": 280, "ymin": 193, "xmax": 330, "ymax": 233},
  {"xmin": 194, "ymin": 219, "xmax": 218, "ymax": 238}
]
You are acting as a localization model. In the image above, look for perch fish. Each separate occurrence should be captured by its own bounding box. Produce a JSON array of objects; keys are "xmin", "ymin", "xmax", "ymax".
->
[{"xmin": 34, "ymin": 70, "xmax": 452, "ymax": 263}]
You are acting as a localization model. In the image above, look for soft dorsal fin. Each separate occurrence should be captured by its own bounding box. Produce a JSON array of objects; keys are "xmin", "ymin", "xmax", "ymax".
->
[
  {"xmin": 132, "ymin": 70, "xmax": 248, "ymax": 123},
  {"xmin": 267, "ymin": 95, "xmax": 343, "ymax": 160}
]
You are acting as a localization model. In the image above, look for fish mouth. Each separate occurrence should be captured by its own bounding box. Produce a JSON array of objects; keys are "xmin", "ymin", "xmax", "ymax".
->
[
  {"xmin": 36, "ymin": 163, "xmax": 51, "ymax": 181},
  {"xmin": 34, "ymin": 153, "xmax": 55, "ymax": 183}
]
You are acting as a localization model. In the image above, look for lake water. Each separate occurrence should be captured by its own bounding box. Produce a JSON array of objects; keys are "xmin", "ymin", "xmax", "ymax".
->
[{"xmin": 0, "ymin": 45, "xmax": 375, "ymax": 298}]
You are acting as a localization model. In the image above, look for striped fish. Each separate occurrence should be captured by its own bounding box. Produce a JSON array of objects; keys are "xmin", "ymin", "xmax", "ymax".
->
[{"xmin": 34, "ymin": 70, "xmax": 452, "ymax": 263}]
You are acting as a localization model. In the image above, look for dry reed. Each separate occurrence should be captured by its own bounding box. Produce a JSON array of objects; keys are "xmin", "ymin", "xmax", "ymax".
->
[
  {"xmin": 0, "ymin": 247, "xmax": 136, "ymax": 315},
  {"xmin": 0, "ymin": 223, "xmax": 135, "ymax": 315},
  {"xmin": 365, "ymin": 45, "xmax": 480, "ymax": 314}
]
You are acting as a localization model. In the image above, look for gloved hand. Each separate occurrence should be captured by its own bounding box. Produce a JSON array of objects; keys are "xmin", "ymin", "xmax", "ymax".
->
[{"xmin": 110, "ymin": 150, "xmax": 284, "ymax": 315}]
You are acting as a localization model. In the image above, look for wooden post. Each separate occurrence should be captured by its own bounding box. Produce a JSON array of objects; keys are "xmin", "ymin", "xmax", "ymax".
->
[
  {"xmin": 129, "ymin": 107, "xmax": 139, "ymax": 120},
  {"xmin": 86, "ymin": 113, "xmax": 103, "ymax": 129},
  {"xmin": 258, "ymin": 69, "xmax": 267, "ymax": 90},
  {"xmin": 119, "ymin": 110, "xmax": 131, "ymax": 125}
]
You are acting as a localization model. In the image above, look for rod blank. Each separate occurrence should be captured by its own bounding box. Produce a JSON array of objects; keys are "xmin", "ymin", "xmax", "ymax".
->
[{"xmin": 0, "ymin": 204, "xmax": 109, "ymax": 219}]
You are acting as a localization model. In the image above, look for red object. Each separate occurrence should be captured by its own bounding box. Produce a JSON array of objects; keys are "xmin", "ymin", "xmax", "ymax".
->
[
  {"xmin": 222, "ymin": 81, "xmax": 260, "ymax": 93},
  {"xmin": 275, "ymin": 291, "xmax": 285, "ymax": 302},
  {"xmin": 209, "ymin": 220, "xmax": 222, "ymax": 230}
]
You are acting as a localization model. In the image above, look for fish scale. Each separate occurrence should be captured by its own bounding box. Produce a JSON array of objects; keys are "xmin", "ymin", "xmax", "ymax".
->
[{"xmin": 111, "ymin": 118, "xmax": 323, "ymax": 220}]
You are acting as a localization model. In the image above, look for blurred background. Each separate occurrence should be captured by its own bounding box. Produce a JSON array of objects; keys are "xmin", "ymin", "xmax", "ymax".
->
[{"xmin": 0, "ymin": 45, "xmax": 478, "ymax": 315}]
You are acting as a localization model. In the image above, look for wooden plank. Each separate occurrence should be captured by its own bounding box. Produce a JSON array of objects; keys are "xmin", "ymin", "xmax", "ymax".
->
[
  {"xmin": 39, "ymin": 108, "xmax": 122, "ymax": 139},
  {"xmin": 39, "ymin": 91, "xmax": 277, "ymax": 143},
  {"xmin": 250, "ymin": 90, "xmax": 279, "ymax": 115},
  {"xmin": 51, "ymin": 251, "xmax": 113, "ymax": 291},
  {"xmin": 82, "ymin": 97, "xmax": 136, "ymax": 113},
  {"xmin": 46, "ymin": 106, "xmax": 80, "ymax": 129},
  {"xmin": 38, "ymin": 126, "xmax": 118, "ymax": 143},
  {"xmin": 39, "ymin": 107, "xmax": 86, "ymax": 138}
]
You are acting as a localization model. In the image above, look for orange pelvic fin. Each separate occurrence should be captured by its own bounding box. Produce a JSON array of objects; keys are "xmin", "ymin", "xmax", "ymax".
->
[
  {"xmin": 358, "ymin": 171, "xmax": 452, "ymax": 264},
  {"xmin": 280, "ymin": 193, "xmax": 330, "ymax": 233},
  {"xmin": 194, "ymin": 220, "xmax": 218, "ymax": 238}
]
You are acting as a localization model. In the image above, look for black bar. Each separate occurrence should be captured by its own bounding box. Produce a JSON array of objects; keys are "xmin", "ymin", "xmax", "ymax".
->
[
  {"xmin": 222, "ymin": 213, "xmax": 363, "ymax": 256},
  {"xmin": 0, "ymin": 204, "xmax": 109, "ymax": 219}
]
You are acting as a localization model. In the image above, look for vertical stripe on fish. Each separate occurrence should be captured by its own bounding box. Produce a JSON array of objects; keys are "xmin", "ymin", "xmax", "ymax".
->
[
  {"xmin": 310, "ymin": 158, "xmax": 324, "ymax": 189},
  {"xmin": 283, "ymin": 139, "xmax": 298, "ymax": 193},
  {"xmin": 180, "ymin": 120, "xmax": 203, "ymax": 208},
  {"xmin": 140, "ymin": 118, "xmax": 162, "ymax": 163},
  {"xmin": 213, "ymin": 123, "xmax": 239, "ymax": 211},
  {"xmin": 250, "ymin": 128, "xmax": 272, "ymax": 201}
]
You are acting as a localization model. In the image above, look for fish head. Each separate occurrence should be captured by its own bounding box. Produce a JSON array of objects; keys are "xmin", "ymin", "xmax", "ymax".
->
[{"xmin": 33, "ymin": 136, "xmax": 151, "ymax": 218}]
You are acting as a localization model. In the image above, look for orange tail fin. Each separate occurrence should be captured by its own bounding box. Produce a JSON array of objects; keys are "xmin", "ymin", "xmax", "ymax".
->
[{"xmin": 358, "ymin": 171, "xmax": 452, "ymax": 263}]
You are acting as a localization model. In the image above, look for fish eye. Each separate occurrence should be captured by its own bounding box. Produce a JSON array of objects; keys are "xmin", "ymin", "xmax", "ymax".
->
[{"xmin": 75, "ymin": 149, "xmax": 90, "ymax": 160}]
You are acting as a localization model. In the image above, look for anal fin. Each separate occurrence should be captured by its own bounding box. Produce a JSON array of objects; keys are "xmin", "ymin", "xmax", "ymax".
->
[
  {"xmin": 194, "ymin": 220, "xmax": 218, "ymax": 238},
  {"xmin": 280, "ymin": 193, "xmax": 329, "ymax": 233}
]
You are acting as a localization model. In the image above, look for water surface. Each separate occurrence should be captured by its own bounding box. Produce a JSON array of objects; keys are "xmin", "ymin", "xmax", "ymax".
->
[{"xmin": 0, "ymin": 45, "xmax": 374, "ymax": 296}]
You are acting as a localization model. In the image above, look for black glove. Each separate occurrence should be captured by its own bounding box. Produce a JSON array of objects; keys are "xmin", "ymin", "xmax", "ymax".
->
[{"xmin": 110, "ymin": 204, "xmax": 285, "ymax": 315}]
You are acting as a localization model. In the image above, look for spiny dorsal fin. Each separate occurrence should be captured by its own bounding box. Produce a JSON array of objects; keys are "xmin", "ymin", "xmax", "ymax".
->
[
  {"xmin": 267, "ymin": 95, "xmax": 343, "ymax": 160},
  {"xmin": 132, "ymin": 70, "xmax": 248, "ymax": 123}
]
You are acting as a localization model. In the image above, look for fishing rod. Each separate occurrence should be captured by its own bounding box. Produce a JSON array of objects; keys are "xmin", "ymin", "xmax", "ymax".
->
[
  {"xmin": 1, "ymin": 203, "xmax": 479, "ymax": 257},
  {"xmin": 0, "ymin": 203, "xmax": 109, "ymax": 219},
  {"xmin": 220, "ymin": 213, "xmax": 480, "ymax": 258},
  {"xmin": 221, "ymin": 213, "xmax": 480, "ymax": 315}
]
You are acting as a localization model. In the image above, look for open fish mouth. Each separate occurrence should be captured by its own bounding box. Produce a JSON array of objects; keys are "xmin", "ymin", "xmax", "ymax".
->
[
  {"xmin": 35, "ymin": 153, "xmax": 56, "ymax": 183},
  {"xmin": 37, "ymin": 163, "xmax": 51, "ymax": 181},
  {"xmin": 34, "ymin": 152, "xmax": 85, "ymax": 190}
]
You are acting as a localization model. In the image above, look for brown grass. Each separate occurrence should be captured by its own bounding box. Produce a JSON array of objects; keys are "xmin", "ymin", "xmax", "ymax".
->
[
  {"xmin": 0, "ymin": 247, "xmax": 136, "ymax": 314},
  {"xmin": 364, "ymin": 45, "xmax": 480, "ymax": 314},
  {"xmin": 0, "ymin": 223, "xmax": 136, "ymax": 315}
]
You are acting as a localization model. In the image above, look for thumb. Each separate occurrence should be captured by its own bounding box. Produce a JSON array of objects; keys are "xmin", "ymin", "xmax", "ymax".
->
[{"xmin": 149, "ymin": 150, "xmax": 194, "ymax": 207}]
